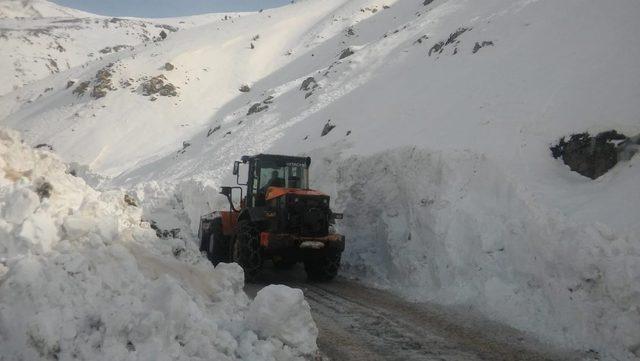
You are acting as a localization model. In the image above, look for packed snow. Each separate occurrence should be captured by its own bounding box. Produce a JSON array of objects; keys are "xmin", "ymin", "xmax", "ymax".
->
[
  {"xmin": 1, "ymin": 0, "xmax": 640, "ymax": 359},
  {"xmin": 0, "ymin": 128, "xmax": 317, "ymax": 360},
  {"xmin": 247, "ymin": 285, "xmax": 318, "ymax": 355}
]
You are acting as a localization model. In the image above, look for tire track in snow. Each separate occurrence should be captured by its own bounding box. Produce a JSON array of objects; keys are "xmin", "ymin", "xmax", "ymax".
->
[{"xmin": 246, "ymin": 265, "xmax": 586, "ymax": 361}]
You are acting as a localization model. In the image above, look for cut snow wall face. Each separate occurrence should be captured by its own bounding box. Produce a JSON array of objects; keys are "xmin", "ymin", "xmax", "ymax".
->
[{"xmin": 318, "ymin": 146, "xmax": 640, "ymax": 357}]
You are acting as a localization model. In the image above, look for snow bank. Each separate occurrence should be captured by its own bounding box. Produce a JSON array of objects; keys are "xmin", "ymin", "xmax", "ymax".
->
[
  {"xmin": 322, "ymin": 147, "xmax": 640, "ymax": 360},
  {"xmin": 0, "ymin": 128, "xmax": 317, "ymax": 360}
]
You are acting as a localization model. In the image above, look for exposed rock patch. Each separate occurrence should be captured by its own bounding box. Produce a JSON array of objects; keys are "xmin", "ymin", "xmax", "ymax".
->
[
  {"xmin": 246, "ymin": 95, "xmax": 275, "ymax": 115},
  {"xmin": 429, "ymin": 27, "xmax": 471, "ymax": 56},
  {"xmin": 321, "ymin": 120, "xmax": 336, "ymax": 136},
  {"xmin": 339, "ymin": 48, "xmax": 354, "ymax": 60},
  {"xmin": 141, "ymin": 75, "xmax": 178, "ymax": 97},
  {"xmin": 35, "ymin": 143, "xmax": 53, "ymax": 151},
  {"xmin": 207, "ymin": 125, "xmax": 221, "ymax": 137},
  {"xmin": 239, "ymin": 84, "xmax": 251, "ymax": 92},
  {"xmin": 178, "ymin": 141, "xmax": 191, "ymax": 154},
  {"xmin": 472, "ymin": 41, "xmax": 494, "ymax": 54},
  {"xmin": 124, "ymin": 194, "xmax": 138, "ymax": 207},
  {"xmin": 247, "ymin": 103, "xmax": 268, "ymax": 115},
  {"xmin": 72, "ymin": 81, "xmax": 90, "ymax": 96},
  {"xmin": 550, "ymin": 130, "xmax": 632, "ymax": 179},
  {"xmin": 148, "ymin": 220, "xmax": 181, "ymax": 239},
  {"xmin": 300, "ymin": 77, "xmax": 317, "ymax": 91},
  {"xmin": 413, "ymin": 35, "xmax": 429, "ymax": 45},
  {"xmin": 90, "ymin": 65, "xmax": 116, "ymax": 99},
  {"xmin": 35, "ymin": 180, "xmax": 53, "ymax": 200},
  {"xmin": 155, "ymin": 24, "xmax": 179, "ymax": 32},
  {"xmin": 300, "ymin": 77, "xmax": 319, "ymax": 98},
  {"xmin": 99, "ymin": 45, "xmax": 134, "ymax": 54}
]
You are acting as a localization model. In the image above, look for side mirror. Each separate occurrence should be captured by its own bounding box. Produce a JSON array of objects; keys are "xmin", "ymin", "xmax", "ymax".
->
[
  {"xmin": 232, "ymin": 161, "xmax": 240, "ymax": 175},
  {"xmin": 219, "ymin": 186, "xmax": 242, "ymax": 212},
  {"xmin": 219, "ymin": 186, "xmax": 232, "ymax": 197}
]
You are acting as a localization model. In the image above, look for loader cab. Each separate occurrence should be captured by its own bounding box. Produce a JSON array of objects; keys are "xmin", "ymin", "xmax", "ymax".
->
[{"xmin": 233, "ymin": 154, "xmax": 311, "ymax": 207}]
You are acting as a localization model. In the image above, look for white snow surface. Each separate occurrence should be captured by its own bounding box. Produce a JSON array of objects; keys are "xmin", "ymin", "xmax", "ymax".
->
[
  {"xmin": 247, "ymin": 285, "xmax": 318, "ymax": 355},
  {"xmin": 0, "ymin": 128, "xmax": 317, "ymax": 360},
  {"xmin": 0, "ymin": 0, "xmax": 91, "ymax": 18},
  {"xmin": 1, "ymin": 0, "xmax": 640, "ymax": 359}
]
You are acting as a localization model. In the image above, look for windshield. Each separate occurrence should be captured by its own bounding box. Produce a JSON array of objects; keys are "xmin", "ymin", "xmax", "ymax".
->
[{"xmin": 257, "ymin": 159, "xmax": 309, "ymax": 191}]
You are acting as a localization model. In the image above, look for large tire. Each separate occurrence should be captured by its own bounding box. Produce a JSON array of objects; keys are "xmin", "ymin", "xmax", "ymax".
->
[
  {"xmin": 232, "ymin": 220, "xmax": 262, "ymax": 282},
  {"xmin": 208, "ymin": 218, "xmax": 229, "ymax": 265},
  {"xmin": 304, "ymin": 251, "xmax": 341, "ymax": 281},
  {"xmin": 272, "ymin": 257, "xmax": 296, "ymax": 270},
  {"xmin": 199, "ymin": 219, "xmax": 213, "ymax": 253}
]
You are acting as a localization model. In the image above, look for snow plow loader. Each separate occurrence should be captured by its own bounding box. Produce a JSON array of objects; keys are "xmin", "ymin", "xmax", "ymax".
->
[{"xmin": 198, "ymin": 154, "xmax": 345, "ymax": 281}]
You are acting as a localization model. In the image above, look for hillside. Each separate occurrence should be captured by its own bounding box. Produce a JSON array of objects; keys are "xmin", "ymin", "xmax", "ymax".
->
[
  {"xmin": 1, "ymin": 0, "xmax": 639, "ymax": 359},
  {"xmin": 0, "ymin": 0, "xmax": 91, "ymax": 18},
  {"xmin": 0, "ymin": 0, "xmax": 229, "ymax": 96}
]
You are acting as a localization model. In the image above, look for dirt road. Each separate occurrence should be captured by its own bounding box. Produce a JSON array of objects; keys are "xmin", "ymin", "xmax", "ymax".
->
[{"xmin": 245, "ymin": 265, "xmax": 586, "ymax": 361}]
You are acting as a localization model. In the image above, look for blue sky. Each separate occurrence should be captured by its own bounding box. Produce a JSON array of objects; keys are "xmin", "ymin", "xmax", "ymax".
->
[{"xmin": 50, "ymin": 0, "xmax": 292, "ymax": 18}]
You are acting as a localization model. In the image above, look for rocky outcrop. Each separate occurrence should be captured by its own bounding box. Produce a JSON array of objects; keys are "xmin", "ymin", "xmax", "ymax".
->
[
  {"xmin": 141, "ymin": 75, "xmax": 177, "ymax": 97},
  {"xmin": 321, "ymin": 120, "xmax": 335, "ymax": 136},
  {"xmin": 429, "ymin": 27, "xmax": 471, "ymax": 56},
  {"xmin": 300, "ymin": 77, "xmax": 319, "ymax": 98},
  {"xmin": 472, "ymin": 41, "xmax": 494, "ymax": 54},
  {"xmin": 90, "ymin": 65, "xmax": 115, "ymax": 99},
  {"xmin": 550, "ymin": 130, "xmax": 633, "ymax": 179},
  {"xmin": 247, "ymin": 96, "xmax": 274, "ymax": 115},
  {"xmin": 72, "ymin": 81, "xmax": 90, "ymax": 96},
  {"xmin": 339, "ymin": 48, "xmax": 354, "ymax": 60}
]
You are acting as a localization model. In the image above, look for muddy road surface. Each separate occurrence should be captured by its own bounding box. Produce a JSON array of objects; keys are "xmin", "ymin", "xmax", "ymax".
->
[{"xmin": 245, "ymin": 265, "xmax": 586, "ymax": 361}]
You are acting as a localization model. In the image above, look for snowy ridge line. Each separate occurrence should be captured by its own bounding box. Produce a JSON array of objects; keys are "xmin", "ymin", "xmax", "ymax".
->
[{"xmin": 0, "ymin": 127, "xmax": 318, "ymax": 360}]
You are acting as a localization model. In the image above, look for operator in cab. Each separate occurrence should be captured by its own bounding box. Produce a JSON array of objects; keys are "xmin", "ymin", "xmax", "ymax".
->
[{"xmin": 262, "ymin": 170, "xmax": 285, "ymax": 190}]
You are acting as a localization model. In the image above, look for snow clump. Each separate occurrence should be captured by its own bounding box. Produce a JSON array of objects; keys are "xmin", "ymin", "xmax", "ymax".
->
[{"xmin": 246, "ymin": 285, "xmax": 318, "ymax": 355}]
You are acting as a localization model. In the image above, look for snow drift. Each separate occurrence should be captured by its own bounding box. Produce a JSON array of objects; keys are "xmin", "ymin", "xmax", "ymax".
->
[{"xmin": 0, "ymin": 128, "xmax": 317, "ymax": 360}]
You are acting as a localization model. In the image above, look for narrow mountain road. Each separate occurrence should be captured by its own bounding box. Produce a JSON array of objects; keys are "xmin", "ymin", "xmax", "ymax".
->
[{"xmin": 245, "ymin": 265, "xmax": 586, "ymax": 361}]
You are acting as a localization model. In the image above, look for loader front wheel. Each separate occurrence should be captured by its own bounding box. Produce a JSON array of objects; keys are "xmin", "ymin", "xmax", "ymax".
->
[
  {"xmin": 232, "ymin": 220, "xmax": 262, "ymax": 282},
  {"xmin": 304, "ymin": 251, "xmax": 341, "ymax": 281},
  {"xmin": 208, "ymin": 218, "xmax": 228, "ymax": 265}
]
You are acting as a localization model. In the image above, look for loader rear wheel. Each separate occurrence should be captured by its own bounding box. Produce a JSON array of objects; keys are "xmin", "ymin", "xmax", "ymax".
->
[
  {"xmin": 208, "ymin": 218, "xmax": 228, "ymax": 265},
  {"xmin": 232, "ymin": 220, "xmax": 262, "ymax": 282},
  {"xmin": 272, "ymin": 257, "xmax": 296, "ymax": 270},
  {"xmin": 304, "ymin": 251, "xmax": 341, "ymax": 281}
]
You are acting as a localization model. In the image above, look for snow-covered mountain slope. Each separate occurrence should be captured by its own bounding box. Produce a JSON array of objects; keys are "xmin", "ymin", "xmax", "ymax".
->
[
  {"xmin": 0, "ymin": 128, "xmax": 318, "ymax": 360},
  {"xmin": 0, "ymin": 0, "xmax": 357, "ymax": 174},
  {"xmin": 0, "ymin": 0, "xmax": 90, "ymax": 18},
  {"xmin": 1, "ymin": 0, "xmax": 640, "ymax": 359},
  {"xmin": 0, "ymin": 0, "xmax": 229, "ymax": 96}
]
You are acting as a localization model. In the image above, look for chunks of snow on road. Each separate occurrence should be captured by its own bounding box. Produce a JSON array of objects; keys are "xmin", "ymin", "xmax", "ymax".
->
[{"xmin": 247, "ymin": 285, "xmax": 318, "ymax": 355}]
